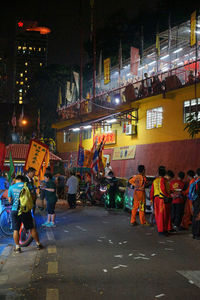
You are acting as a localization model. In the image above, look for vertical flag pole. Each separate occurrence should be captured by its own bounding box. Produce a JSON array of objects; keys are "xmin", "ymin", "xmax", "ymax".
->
[{"xmin": 91, "ymin": 0, "xmax": 96, "ymax": 102}]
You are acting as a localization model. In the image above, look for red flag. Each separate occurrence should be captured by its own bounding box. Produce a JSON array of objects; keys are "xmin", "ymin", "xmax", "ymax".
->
[{"xmin": 11, "ymin": 110, "xmax": 17, "ymax": 128}]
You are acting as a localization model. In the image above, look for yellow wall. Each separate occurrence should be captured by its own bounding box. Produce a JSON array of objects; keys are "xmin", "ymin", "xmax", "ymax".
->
[{"xmin": 56, "ymin": 83, "xmax": 200, "ymax": 153}]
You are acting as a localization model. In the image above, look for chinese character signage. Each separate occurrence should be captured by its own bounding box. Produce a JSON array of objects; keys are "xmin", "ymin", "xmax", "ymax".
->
[
  {"xmin": 104, "ymin": 58, "xmax": 111, "ymax": 85},
  {"xmin": 24, "ymin": 139, "xmax": 49, "ymax": 176},
  {"xmin": 112, "ymin": 145, "xmax": 136, "ymax": 160},
  {"xmin": 93, "ymin": 131, "xmax": 116, "ymax": 145},
  {"xmin": 191, "ymin": 11, "xmax": 196, "ymax": 47}
]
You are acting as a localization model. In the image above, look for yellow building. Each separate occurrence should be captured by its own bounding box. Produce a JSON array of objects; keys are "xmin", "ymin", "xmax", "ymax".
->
[{"xmin": 53, "ymin": 73, "xmax": 200, "ymax": 178}]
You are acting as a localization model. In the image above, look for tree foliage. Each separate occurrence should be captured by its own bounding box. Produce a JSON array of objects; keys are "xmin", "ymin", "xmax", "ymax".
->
[{"xmin": 184, "ymin": 116, "xmax": 200, "ymax": 139}]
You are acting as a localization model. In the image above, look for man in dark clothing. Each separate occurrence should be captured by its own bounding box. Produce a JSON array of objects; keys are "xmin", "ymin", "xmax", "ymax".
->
[
  {"xmin": 24, "ymin": 167, "xmax": 37, "ymax": 212},
  {"xmin": 106, "ymin": 171, "xmax": 118, "ymax": 208},
  {"xmin": 192, "ymin": 168, "xmax": 200, "ymax": 240}
]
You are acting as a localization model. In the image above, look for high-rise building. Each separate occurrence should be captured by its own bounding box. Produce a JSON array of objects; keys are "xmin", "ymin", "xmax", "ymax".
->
[{"xmin": 14, "ymin": 20, "xmax": 51, "ymax": 104}]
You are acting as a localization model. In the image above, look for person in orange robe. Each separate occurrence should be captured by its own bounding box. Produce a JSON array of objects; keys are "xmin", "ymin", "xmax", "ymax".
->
[
  {"xmin": 180, "ymin": 170, "xmax": 195, "ymax": 230},
  {"xmin": 150, "ymin": 166, "xmax": 172, "ymax": 235},
  {"xmin": 129, "ymin": 165, "xmax": 148, "ymax": 225}
]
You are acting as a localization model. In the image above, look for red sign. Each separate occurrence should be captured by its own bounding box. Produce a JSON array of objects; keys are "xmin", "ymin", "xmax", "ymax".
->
[
  {"xmin": 94, "ymin": 132, "xmax": 116, "ymax": 145},
  {"xmin": 0, "ymin": 143, "xmax": 5, "ymax": 171},
  {"xmin": 130, "ymin": 47, "xmax": 140, "ymax": 75}
]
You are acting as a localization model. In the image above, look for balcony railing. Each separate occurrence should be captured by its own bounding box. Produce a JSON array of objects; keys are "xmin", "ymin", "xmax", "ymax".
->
[{"xmin": 57, "ymin": 60, "xmax": 200, "ymax": 121}]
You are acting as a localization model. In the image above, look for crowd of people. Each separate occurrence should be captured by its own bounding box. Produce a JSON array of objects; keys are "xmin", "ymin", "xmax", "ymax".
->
[{"xmin": 129, "ymin": 165, "xmax": 200, "ymax": 240}]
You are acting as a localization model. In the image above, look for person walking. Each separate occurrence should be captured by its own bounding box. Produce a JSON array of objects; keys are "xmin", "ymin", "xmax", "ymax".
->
[
  {"xmin": 150, "ymin": 166, "xmax": 172, "ymax": 236},
  {"xmin": 8, "ymin": 175, "xmax": 43, "ymax": 253},
  {"xmin": 129, "ymin": 165, "xmax": 149, "ymax": 226},
  {"xmin": 180, "ymin": 170, "xmax": 195, "ymax": 230},
  {"xmin": 66, "ymin": 171, "xmax": 79, "ymax": 209},
  {"xmin": 41, "ymin": 173, "xmax": 58, "ymax": 227}
]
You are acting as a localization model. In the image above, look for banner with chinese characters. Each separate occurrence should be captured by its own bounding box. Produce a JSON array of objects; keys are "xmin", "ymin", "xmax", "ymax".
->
[
  {"xmin": 93, "ymin": 131, "xmax": 116, "ymax": 145},
  {"xmin": 104, "ymin": 58, "xmax": 111, "ymax": 85},
  {"xmin": 24, "ymin": 139, "xmax": 49, "ymax": 176},
  {"xmin": 191, "ymin": 11, "xmax": 196, "ymax": 46},
  {"xmin": 112, "ymin": 145, "xmax": 136, "ymax": 160},
  {"xmin": 130, "ymin": 47, "xmax": 139, "ymax": 75}
]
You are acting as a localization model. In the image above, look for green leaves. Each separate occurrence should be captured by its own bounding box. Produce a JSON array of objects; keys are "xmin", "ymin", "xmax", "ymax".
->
[{"xmin": 184, "ymin": 115, "xmax": 200, "ymax": 138}]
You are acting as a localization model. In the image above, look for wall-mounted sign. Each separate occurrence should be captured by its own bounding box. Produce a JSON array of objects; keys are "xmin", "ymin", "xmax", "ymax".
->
[
  {"xmin": 112, "ymin": 145, "xmax": 136, "ymax": 160},
  {"xmin": 94, "ymin": 131, "xmax": 116, "ymax": 145}
]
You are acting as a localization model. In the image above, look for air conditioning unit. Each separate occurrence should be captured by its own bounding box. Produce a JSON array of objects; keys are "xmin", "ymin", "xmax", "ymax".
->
[{"xmin": 125, "ymin": 124, "xmax": 137, "ymax": 135}]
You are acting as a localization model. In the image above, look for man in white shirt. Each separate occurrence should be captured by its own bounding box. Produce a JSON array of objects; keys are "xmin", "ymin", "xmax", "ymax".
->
[
  {"xmin": 66, "ymin": 171, "xmax": 79, "ymax": 209},
  {"xmin": 105, "ymin": 163, "xmax": 112, "ymax": 177}
]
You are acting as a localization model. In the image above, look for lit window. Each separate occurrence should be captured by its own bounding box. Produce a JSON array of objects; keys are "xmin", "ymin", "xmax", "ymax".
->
[
  {"xmin": 44, "ymin": 48, "xmax": 46, "ymax": 51},
  {"xmin": 25, "ymin": 70, "xmax": 27, "ymax": 73},
  {"xmin": 20, "ymin": 82, "xmax": 24, "ymax": 85},
  {"xmin": 25, "ymin": 78, "xmax": 28, "ymax": 81},
  {"xmin": 101, "ymin": 125, "xmax": 112, "ymax": 133},
  {"xmin": 39, "ymin": 48, "xmax": 41, "ymax": 51},
  {"xmin": 25, "ymin": 62, "xmax": 28, "ymax": 66},
  {"xmin": 20, "ymin": 73, "xmax": 23, "ymax": 77},
  {"xmin": 19, "ymin": 96, "xmax": 22, "ymax": 100},
  {"xmin": 19, "ymin": 100, "xmax": 23, "ymax": 104},
  {"xmin": 29, "ymin": 47, "xmax": 32, "ymax": 50},
  {"xmin": 16, "ymin": 81, "xmax": 19, "ymax": 84},
  {"xmin": 183, "ymin": 99, "xmax": 200, "ymax": 123},
  {"xmin": 63, "ymin": 132, "xmax": 67, "ymax": 143},
  {"xmin": 18, "ymin": 46, "xmax": 21, "ymax": 50},
  {"xmin": 40, "ymin": 63, "xmax": 43, "ymax": 66},
  {"xmin": 23, "ymin": 46, "xmax": 27, "ymax": 50},
  {"xmin": 24, "ymin": 90, "xmax": 27, "ymax": 93},
  {"xmin": 27, "ymin": 85, "xmax": 30, "ymax": 88},
  {"xmin": 19, "ymin": 89, "xmax": 22, "ymax": 92},
  {"xmin": 34, "ymin": 47, "xmax": 36, "ymax": 50},
  {"xmin": 146, "ymin": 107, "xmax": 163, "ymax": 129}
]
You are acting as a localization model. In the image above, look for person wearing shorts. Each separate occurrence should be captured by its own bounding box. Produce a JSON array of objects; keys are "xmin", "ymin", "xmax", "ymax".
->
[
  {"xmin": 41, "ymin": 173, "xmax": 57, "ymax": 227},
  {"xmin": 8, "ymin": 175, "xmax": 43, "ymax": 253}
]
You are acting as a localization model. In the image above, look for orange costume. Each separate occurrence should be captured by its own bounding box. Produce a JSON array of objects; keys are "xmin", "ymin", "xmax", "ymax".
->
[
  {"xmin": 181, "ymin": 178, "xmax": 195, "ymax": 229},
  {"xmin": 150, "ymin": 177, "xmax": 172, "ymax": 233},
  {"xmin": 129, "ymin": 174, "xmax": 147, "ymax": 224}
]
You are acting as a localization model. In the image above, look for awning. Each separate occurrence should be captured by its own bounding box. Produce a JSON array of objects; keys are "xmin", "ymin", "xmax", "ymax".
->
[{"xmin": 5, "ymin": 144, "xmax": 62, "ymax": 161}]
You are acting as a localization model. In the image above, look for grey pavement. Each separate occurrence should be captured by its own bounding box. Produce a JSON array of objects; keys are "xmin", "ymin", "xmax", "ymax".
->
[{"xmin": 0, "ymin": 205, "xmax": 200, "ymax": 300}]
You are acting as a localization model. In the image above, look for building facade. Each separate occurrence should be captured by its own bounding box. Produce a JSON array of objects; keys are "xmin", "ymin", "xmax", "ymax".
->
[{"xmin": 14, "ymin": 20, "xmax": 50, "ymax": 104}]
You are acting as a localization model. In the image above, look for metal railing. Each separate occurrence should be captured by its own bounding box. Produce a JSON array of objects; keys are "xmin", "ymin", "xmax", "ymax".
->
[{"xmin": 57, "ymin": 60, "xmax": 200, "ymax": 121}]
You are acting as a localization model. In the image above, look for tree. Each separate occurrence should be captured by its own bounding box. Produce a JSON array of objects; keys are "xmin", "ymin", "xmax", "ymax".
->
[{"xmin": 184, "ymin": 116, "xmax": 200, "ymax": 138}]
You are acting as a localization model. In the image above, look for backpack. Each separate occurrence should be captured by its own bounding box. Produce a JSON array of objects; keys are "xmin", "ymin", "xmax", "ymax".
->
[
  {"xmin": 18, "ymin": 183, "xmax": 34, "ymax": 215},
  {"xmin": 188, "ymin": 179, "xmax": 200, "ymax": 202}
]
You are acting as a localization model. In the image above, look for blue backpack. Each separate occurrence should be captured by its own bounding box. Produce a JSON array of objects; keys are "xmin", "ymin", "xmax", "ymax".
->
[{"xmin": 188, "ymin": 179, "xmax": 200, "ymax": 202}]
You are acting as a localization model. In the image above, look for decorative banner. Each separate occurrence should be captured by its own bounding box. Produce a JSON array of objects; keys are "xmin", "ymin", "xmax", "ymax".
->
[
  {"xmin": 24, "ymin": 139, "xmax": 49, "ymax": 176},
  {"xmin": 156, "ymin": 34, "xmax": 160, "ymax": 57},
  {"xmin": 93, "ymin": 131, "xmax": 116, "ymax": 145},
  {"xmin": 104, "ymin": 58, "xmax": 111, "ymax": 85},
  {"xmin": 73, "ymin": 71, "xmax": 79, "ymax": 96},
  {"xmin": 130, "ymin": 47, "xmax": 140, "ymax": 75},
  {"xmin": 66, "ymin": 81, "xmax": 72, "ymax": 102},
  {"xmin": 191, "ymin": 10, "xmax": 196, "ymax": 47},
  {"xmin": 112, "ymin": 145, "xmax": 136, "ymax": 161},
  {"xmin": 77, "ymin": 144, "xmax": 84, "ymax": 167},
  {"xmin": 0, "ymin": 143, "xmax": 5, "ymax": 171},
  {"xmin": 83, "ymin": 150, "xmax": 93, "ymax": 168}
]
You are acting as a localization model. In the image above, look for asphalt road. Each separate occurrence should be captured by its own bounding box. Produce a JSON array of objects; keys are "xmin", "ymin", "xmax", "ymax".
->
[{"xmin": 0, "ymin": 205, "xmax": 200, "ymax": 300}]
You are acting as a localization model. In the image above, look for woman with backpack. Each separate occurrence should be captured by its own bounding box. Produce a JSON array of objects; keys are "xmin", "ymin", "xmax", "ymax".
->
[{"xmin": 41, "ymin": 173, "xmax": 58, "ymax": 227}]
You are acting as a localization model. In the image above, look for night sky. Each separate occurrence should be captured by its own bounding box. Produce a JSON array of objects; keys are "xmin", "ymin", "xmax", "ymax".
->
[{"xmin": 0, "ymin": 0, "xmax": 199, "ymax": 66}]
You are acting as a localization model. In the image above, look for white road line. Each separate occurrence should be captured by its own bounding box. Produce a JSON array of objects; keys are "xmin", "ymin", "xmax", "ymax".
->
[
  {"xmin": 177, "ymin": 270, "xmax": 200, "ymax": 288},
  {"xmin": 155, "ymin": 294, "xmax": 165, "ymax": 298},
  {"xmin": 46, "ymin": 288, "xmax": 59, "ymax": 300},
  {"xmin": 46, "ymin": 229, "xmax": 55, "ymax": 241},
  {"xmin": 47, "ymin": 262, "xmax": 58, "ymax": 274},
  {"xmin": 76, "ymin": 226, "xmax": 87, "ymax": 232},
  {"xmin": 48, "ymin": 246, "xmax": 57, "ymax": 254}
]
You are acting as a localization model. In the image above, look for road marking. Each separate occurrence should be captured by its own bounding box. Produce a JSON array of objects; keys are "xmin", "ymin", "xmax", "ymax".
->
[
  {"xmin": 113, "ymin": 264, "xmax": 127, "ymax": 269},
  {"xmin": 177, "ymin": 270, "xmax": 200, "ymax": 288},
  {"xmin": 114, "ymin": 255, "xmax": 123, "ymax": 258},
  {"xmin": 47, "ymin": 262, "xmax": 58, "ymax": 274},
  {"xmin": 76, "ymin": 226, "xmax": 87, "ymax": 232},
  {"xmin": 48, "ymin": 246, "xmax": 57, "ymax": 254},
  {"xmin": 46, "ymin": 229, "xmax": 55, "ymax": 241},
  {"xmin": 103, "ymin": 269, "xmax": 108, "ymax": 273},
  {"xmin": 155, "ymin": 294, "xmax": 165, "ymax": 298},
  {"xmin": 46, "ymin": 288, "xmax": 59, "ymax": 300}
]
